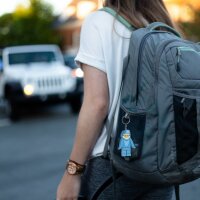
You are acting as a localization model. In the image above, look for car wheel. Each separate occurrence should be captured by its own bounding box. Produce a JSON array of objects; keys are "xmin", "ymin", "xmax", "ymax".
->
[
  {"xmin": 4, "ymin": 99, "xmax": 20, "ymax": 121},
  {"xmin": 70, "ymin": 95, "xmax": 82, "ymax": 114}
]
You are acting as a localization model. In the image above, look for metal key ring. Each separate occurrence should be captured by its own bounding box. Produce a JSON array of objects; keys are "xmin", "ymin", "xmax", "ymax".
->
[{"xmin": 122, "ymin": 115, "xmax": 130, "ymax": 125}]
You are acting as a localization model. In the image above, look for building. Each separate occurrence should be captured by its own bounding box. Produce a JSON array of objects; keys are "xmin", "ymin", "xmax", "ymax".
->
[{"xmin": 55, "ymin": 0, "xmax": 102, "ymax": 55}]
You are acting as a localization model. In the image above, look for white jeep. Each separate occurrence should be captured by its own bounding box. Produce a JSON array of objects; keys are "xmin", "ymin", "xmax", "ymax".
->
[{"xmin": 0, "ymin": 45, "xmax": 83, "ymax": 120}]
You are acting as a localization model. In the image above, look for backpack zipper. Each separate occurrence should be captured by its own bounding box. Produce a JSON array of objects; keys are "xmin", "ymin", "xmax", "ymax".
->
[
  {"xmin": 121, "ymin": 105, "xmax": 146, "ymax": 115},
  {"xmin": 136, "ymin": 31, "xmax": 165, "ymax": 105},
  {"xmin": 177, "ymin": 46, "xmax": 199, "ymax": 51},
  {"xmin": 177, "ymin": 48, "xmax": 181, "ymax": 64},
  {"xmin": 177, "ymin": 47, "xmax": 200, "ymax": 64}
]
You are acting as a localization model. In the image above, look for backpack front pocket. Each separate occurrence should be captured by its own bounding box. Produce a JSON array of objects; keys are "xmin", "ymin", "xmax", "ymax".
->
[
  {"xmin": 175, "ymin": 47, "xmax": 200, "ymax": 80},
  {"xmin": 167, "ymin": 45, "xmax": 200, "ymax": 90},
  {"xmin": 173, "ymin": 93, "xmax": 199, "ymax": 165}
]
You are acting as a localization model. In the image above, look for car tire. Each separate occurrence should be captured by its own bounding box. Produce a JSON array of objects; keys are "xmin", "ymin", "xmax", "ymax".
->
[
  {"xmin": 70, "ymin": 95, "xmax": 82, "ymax": 114},
  {"xmin": 4, "ymin": 99, "xmax": 20, "ymax": 121}
]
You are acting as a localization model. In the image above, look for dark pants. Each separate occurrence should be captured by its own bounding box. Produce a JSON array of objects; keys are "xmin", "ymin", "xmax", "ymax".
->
[{"xmin": 80, "ymin": 157, "xmax": 173, "ymax": 200}]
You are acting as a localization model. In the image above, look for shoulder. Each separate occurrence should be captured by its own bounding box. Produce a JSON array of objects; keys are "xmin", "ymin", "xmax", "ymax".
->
[
  {"xmin": 82, "ymin": 10, "xmax": 115, "ymax": 30},
  {"xmin": 85, "ymin": 10, "xmax": 115, "ymax": 23}
]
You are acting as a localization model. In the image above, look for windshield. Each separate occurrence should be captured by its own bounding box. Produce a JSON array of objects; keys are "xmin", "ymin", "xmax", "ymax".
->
[{"xmin": 8, "ymin": 51, "xmax": 58, "ymax": 65}]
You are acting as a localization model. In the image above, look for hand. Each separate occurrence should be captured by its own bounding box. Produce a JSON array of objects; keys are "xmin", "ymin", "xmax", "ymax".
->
[{"xmin": 56, "ymin": 172, "xmax": 81, "ymax": 200}]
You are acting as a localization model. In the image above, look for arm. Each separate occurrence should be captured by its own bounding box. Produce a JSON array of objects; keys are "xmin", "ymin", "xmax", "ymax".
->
[
  {"xmin": 131, "ymin": 139, "xmax": 136, "ymax": 148},
  {"xmin": 70, "ymin": 64, "xmax": 109, "ymax": 164},
  {"xmin": 57, "ymin": 64, "xmax": 109, "ymax": 200}
]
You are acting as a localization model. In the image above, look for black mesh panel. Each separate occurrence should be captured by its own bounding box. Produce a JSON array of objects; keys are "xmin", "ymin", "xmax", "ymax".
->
[{"xmin": 173, "ymin": 95, "xmax": 199, "ymax": 164}]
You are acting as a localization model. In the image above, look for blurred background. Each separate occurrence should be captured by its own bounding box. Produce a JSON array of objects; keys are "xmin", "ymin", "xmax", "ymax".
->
[{"xmin": 0, "ymin": 0, "xmax": 200, "ymax": 199}]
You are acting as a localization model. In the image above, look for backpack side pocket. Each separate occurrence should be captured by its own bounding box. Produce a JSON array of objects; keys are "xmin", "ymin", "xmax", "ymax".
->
[
  {"xmin": 113, "ymin": 107, "xmax": 146, "ymax": 161},
  {"xmin": 173, "ymin": 93, "xmax": 199, "ymax": 165}
]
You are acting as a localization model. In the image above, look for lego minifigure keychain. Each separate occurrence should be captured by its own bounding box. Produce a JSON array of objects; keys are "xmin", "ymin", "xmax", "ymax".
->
[{"xmin": 118, "ymin": 113, "xmax": 137, "ymax": 160}]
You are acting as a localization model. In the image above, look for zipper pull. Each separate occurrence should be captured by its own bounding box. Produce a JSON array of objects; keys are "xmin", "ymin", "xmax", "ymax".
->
[
  {"xmin": 181, "ymin": 97, "xmax": 185, "ymax": 104},
  {"xmin": 181, "ymin": 97, "xmax": 187, "ymax": 118},
  {"xmin": 177, "ymin": 48, "xmax": 182, "ymax": 63},
  {"xmin": 183, "ymin": 102, "xmax": 188, "ymax": 118},
  {"xmin": 125, "ymin": 112, "xmax": 129, "ymax": 118},
  {"xmin": 176, "ymin": 48, "xmax": 181, "ymax": 72},
  {"xmin": 182, "ymin": 98, "xmax": 194, "ymax": 118}
]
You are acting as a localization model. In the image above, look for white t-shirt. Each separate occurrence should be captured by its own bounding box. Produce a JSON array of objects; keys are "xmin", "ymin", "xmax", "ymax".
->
[{"xmin": 75, "ymin": 10, "xmax": 132, "ymax": 157}]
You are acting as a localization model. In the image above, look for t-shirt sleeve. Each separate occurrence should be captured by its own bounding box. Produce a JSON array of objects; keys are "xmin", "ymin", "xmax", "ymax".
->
[{"xmin": 74, "ymin": 13, "xmax": 106, "ymax": 73}]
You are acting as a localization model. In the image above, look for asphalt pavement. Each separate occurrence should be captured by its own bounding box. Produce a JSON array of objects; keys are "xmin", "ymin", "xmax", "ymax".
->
[
  {"xmin": 0, "ymin": 104, "xmax": 199, "ymax": 200},
  {"xmin": 0, "ymin": 105, "xmax": 76, "ymax": 200}
]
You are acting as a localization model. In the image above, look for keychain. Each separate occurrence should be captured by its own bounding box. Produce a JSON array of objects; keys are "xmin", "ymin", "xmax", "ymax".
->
[{"xmin": 118, "ymin": 113, "xmax": 137, "ymax": 160}]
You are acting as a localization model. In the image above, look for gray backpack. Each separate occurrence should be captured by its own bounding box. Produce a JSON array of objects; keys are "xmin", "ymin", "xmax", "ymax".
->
[{"xmin": 100, "ymin": 7, "xmax": 200, "ymax": 191}]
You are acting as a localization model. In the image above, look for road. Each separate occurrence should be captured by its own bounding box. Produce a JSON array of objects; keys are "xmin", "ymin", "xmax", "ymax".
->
[{"xmin": 0, "ymin": 105, "xmax": 199, "ymax": 200}]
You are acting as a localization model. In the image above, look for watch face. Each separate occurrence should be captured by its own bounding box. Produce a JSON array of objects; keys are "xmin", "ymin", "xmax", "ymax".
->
[{"xmin": 67, "ymin": 163, "xmax": 77, "ymax": 174}]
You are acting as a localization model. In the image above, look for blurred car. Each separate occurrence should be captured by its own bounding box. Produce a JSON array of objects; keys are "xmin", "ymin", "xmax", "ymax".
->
[
  {"xmin": 63, "ymin": 53, "xmax": 84, "ymax": 102},
  {"xmin": 0, "ymin": 44, "xmax": 83, "ymax": 120},
  {"xmin": 64, "ymin": 54, "xmax": 77, "ymax": 69}
]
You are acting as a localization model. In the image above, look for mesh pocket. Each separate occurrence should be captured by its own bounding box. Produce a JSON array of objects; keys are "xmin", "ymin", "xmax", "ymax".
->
[{"xmin": 173, "ymin": 95, "xmax": 199, "ymax": 164}]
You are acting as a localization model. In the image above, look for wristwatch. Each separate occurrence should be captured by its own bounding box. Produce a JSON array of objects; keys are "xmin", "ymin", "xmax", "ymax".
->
[{"xmin": 66, "ymin": 160, "xmax": 86, "ymax": 175}]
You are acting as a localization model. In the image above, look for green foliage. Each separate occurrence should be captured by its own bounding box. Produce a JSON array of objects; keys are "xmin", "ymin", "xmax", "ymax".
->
[
  {"xmin": 0, "ymin": 0, "xmax": 60, "ymax": 47},
  {"xmin": 179, "ymin": 8, "xmax": 200, "ymax": 41}
]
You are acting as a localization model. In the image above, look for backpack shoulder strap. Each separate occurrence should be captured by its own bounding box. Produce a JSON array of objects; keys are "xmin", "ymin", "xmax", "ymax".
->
[
  {"xmin": 102, "ymin": 55, "xmax": 130, "ymax": 158},
  {"xmin": 147, "ymin": 22, "xmax": 181, "ymax": 38},
  {"xmin": 175, "ymin": 185, "xmax": 180, "ymax": 200},
  {"xmin": 98, "ymin": 7, "xmax": 136, "ymax": 31}
]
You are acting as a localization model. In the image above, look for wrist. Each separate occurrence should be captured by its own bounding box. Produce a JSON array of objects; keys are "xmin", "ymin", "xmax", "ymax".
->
[{"xmin": 66, "ymin": 159, "xmax": 86, "ymax": 175}]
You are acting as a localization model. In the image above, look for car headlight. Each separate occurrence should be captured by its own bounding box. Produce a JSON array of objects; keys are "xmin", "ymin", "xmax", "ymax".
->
[
  {"xmin": 24, "ymin": 84, "xmax": 34, "ymax": 96},
  {"xmin": 71, "ymin": 68, "xmax": 84, "ymax": 78}
]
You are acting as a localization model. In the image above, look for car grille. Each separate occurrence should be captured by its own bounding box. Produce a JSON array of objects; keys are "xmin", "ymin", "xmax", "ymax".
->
[{"xmin": 37, "ymin": 77, "xmax": 66, "ymax": 90}]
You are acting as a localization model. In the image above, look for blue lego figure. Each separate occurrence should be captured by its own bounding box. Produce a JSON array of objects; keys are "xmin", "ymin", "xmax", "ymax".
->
[{"xmin": 118, "ymin": 129, "xmax": 136, "ymax": 158}]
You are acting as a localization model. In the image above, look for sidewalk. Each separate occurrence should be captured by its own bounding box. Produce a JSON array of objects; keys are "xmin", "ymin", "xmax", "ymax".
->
[{"xmin": 172, "ymin": 179, "xmax": 200, "ymax": 200}]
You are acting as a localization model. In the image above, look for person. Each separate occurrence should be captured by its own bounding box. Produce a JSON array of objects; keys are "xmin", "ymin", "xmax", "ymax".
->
[{"xmin": 57, "ymin": 0, "xmax": 176, "ymax": 199}]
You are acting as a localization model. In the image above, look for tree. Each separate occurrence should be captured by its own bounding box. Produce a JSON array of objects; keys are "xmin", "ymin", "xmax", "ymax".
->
[
  {"xmin": 0, "ymin": 13, "xmax": 13, "ymax": 48},
  {"xmin": 179, "ymin": 7, "xmax": 200, "ymax": 41},
  {"xmin": 0, "ymin": 0, "xmax": 60, "ymax": 47}
]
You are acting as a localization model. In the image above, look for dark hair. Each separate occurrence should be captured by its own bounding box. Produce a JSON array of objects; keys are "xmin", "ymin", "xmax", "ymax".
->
[{"xmin": 103, "ymin": 0, "xmax": 176, "ymax": 28}]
